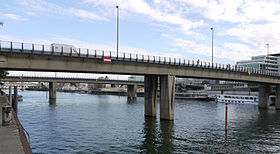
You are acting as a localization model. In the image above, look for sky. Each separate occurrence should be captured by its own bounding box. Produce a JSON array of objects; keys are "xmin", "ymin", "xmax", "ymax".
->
[{"xmin": 1, "ymin": 0, "xmax": 279, "ymax": 78}]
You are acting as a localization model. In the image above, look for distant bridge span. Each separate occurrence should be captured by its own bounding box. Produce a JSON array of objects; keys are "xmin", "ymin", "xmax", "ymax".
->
[{"xmin": 2, "ymin": 76, "xmax": 144, "ymax": 86}]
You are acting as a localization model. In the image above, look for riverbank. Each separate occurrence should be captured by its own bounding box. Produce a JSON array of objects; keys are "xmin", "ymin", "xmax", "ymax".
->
[{"xmin": 0, "ymin": 92, "xmax": 32, "ymax": 154}]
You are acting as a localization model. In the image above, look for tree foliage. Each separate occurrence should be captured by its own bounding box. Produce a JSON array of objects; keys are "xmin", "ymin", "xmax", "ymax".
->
[{"xmin": 0, "ymin": 21, "xmax": 8, "ymax": 83}]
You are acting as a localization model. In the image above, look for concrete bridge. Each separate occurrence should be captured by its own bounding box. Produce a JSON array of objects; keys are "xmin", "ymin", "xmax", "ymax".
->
[
  {"xmin": 1, "ymin": 41, "xmax": 280, "ymax": 120},
  {"xmin": 2, "ymin": 75, "xmax": 143, "ymax": 101}
]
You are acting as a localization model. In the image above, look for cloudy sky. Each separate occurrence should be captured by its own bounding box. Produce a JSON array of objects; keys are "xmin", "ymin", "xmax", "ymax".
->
[{"xmin": 0, "ymin": 0, "xmax": 279, "ymax": 78}]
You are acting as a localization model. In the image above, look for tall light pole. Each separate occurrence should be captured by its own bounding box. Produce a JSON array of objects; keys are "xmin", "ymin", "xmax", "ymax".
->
[
  {"xmin": 116, "ymin": 6, "xmax": 119, "ymax": 58},
  {"xmin": 211, "ymin": 27, "xmax": 214, "ymax": 65},
  {"xmin": 266, "ymin": 43, "xmax": 269, "ymax": 70}
]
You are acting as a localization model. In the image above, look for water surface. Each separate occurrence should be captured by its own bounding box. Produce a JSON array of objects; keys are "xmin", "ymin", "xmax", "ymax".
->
[{"xmin": 17, "ymin": 91, "xmax": 280, "ymax": 153}]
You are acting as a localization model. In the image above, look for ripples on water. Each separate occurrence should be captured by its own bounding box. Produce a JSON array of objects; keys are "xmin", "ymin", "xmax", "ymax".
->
[{"xmin": 17, "ymin": 91, "xmax": 280, "ymax": 153}]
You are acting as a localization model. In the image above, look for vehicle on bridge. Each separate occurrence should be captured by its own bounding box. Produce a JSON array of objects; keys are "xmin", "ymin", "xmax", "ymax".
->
[{"xmin": 51, "ymin": 43, "xmax": 78, "ymax": 56}]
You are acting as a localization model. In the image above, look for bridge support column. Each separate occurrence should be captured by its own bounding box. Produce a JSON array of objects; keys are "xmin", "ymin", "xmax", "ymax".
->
[
  {"xmin": 12, "ymin": 86, "xmax": 18, "ymax": 114},
  {"xmin": 276, "ymin": 85, "xmax": 280, "ymax": 110},
  {"xmin": 49, "ymin": 82, "xmax": 56, "ymax": 100},
  {"xmin": 127, "ymin": 84, "xmax": 137, "ymax": 101},
  {"xmin": 160, "ymin": 75, "xmax": 175, "ymax": 120},
  {"xmin": 144, "ymin": 75, "xmax": 158, "ymax": 117},
  {"xmin": 9, "ymin": 86, "xmax": 12, "ymax": 104},
  {"xmin": 258, "ymin": 84, "xmax": 269, "ymax": 109}
]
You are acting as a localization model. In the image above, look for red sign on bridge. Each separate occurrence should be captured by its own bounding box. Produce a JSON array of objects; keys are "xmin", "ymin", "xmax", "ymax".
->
[{"xmin": 104, "ymin": 57, "xmax": 111, "ymax": 63}]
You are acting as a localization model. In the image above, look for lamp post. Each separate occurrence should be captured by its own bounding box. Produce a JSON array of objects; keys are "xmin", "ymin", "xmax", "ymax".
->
[
  {"xmin": 211, "ymin": 27, "xmax": 214, "ymax": 65},
  {"xmin": 266, "ymin": 43, "xmax": 269, "ymax": 70},
  {"xmin": 116, "ymin": 6, "xmax": 119, "ymax": 58}
]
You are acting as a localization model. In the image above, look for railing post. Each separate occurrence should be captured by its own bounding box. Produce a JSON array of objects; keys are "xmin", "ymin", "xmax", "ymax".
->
[
  {"xmin": 21, "ymin": 43, "xmax": 24, "ymax": 52},
  {"xmin": 179, "ymin": 59, "xmax": 181, "ymax": 65},
  {"xmin": 123, "ymin": 53, "xmax": 125, "ymax": 60},
  {"xmin": 102, "ymin": 50, "xmax": 104, "ymax": 58},
  {"xmin": 32, "ymin": 44, "xmax": 34, "ymax": 53},
  {"xmin": 184, "ymin": 59, "xmax": 186, "ymax": 66},
  {"xmin": 95, "ymin": 50, "xmax": 97, "ymax": 58},
  {"xmin": 142, "ymin": 55, "xmax": 144, "ymax": 62},
  {"xmin": 170, "ymin": 58, "xmax": 171, "ymax": 65},
  {"xmin": 159, "ymin": 56, "xmax": 161, "ymax": 63},
  {"xmin": 61, "ymin": 46, "xmax": 63, "ymax": 56},
  {"xmin": 0, "ymin": 40, "xmax": 1, "ymax": 49},
  {"xmin": 87, "ymin": 49, "xmax": 89, "ymax": 58},
  {"xmin": 10, "ymin": 42, "xmax": 12, "ymax": 50},
  {"xmin": 110, "ymin": 51, "xmax": 112, "ymax": 58},
  {"xmin": 79, "ymin": 48, "xmax": 81, "ymax": 57},
  {"xmin": 130, "ymin": 53, "xmax": 132, "ymax": 61},
  {"xmin": 70, "ymin": 47, "xmax": 72, "ymax": 56},
  {"xmin": 153, "ymin": 56, "xmax": 155, "ymax": 63},
  {"xmin": 52, "ymin": 45, "xmax": 54, "ymax": 55},
  {"xmin": 42, "ymin": 45, "xmax": 44, "ymax": 53}
]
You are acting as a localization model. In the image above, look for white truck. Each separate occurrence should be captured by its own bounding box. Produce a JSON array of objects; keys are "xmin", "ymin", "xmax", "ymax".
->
[{"xmin": 51, "ymin": 43, "xmax": 78, "ymax": 55}]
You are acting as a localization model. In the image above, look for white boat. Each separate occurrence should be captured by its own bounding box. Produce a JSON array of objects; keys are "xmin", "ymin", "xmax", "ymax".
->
[
  {"xmin": 215, "ymin": 94, "xmax": 258, "ymax": 104},
  {"xmin": 215, "ymin": 94, "xmax": 276, "ymax": 105}
]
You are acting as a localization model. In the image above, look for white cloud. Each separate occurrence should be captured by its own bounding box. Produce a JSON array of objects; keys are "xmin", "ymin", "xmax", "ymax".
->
[
  {"xmin": 15, "ymin": 0, "xmax": 109, "ymax": 22},
  {"xmin": 2, "ymin": 14, "xmax": 28, "ymax": 21}
]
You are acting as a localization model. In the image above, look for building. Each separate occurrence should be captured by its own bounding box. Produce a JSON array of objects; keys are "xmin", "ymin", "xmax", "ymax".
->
[
  {"xmin": 128, "ymin": 75, "xmax": 144, "ymax": 82},
  {"xmin": 236, "ymin": 54, "xmax": 279, "ymax": 72}
]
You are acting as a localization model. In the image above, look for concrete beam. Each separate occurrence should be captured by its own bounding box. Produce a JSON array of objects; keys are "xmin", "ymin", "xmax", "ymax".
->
[
  {"xmin": 144, "ymin": 75, "xmax": 158, "ymax": 117},
  {"xmin": 276, "ymin": 85, "xmax": 280, "ymax": 110},
  {"xmin": 1, "ymin": 52, "xmax": 280, "ymax": 84},
  {"xmin": 127, "ymin": 84, "xmax": 137, "ymax": 101},
  {"xmin": 258, "ymin": 84, "xmax": 269, "ymax": 109},
  {"xmin": 160, "ymin": 75, "xmax": 175, "ymax": 120},
  {"xmin": 49, "ymin": 82, "xmax": 56, "ymax": 99}
]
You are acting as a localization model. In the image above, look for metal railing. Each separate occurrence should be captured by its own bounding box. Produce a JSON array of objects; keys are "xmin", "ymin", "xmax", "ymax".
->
[{"xmin": 1, "ymin": 40, "xmax": 280, "ymax": 77}]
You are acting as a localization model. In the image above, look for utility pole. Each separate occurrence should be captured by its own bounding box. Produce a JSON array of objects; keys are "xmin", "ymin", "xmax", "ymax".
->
[
  {"xmin": 116, "ymin": 6, "xmax": 119, "ymax": 58},
  {"xmin": 266, "ymin": 43, "xmax": 269, "ymax": 70},
  {"xmin": 211, "ymin": 27, "xmax": 214, "ymax": 65}
]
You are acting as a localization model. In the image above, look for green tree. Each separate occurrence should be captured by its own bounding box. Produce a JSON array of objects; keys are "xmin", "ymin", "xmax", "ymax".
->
[{"xmin": 0, "ymin": 21, "xmax": 8, "ymax": 84}]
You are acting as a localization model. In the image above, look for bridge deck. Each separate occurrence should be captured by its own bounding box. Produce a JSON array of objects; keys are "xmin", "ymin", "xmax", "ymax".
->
[{"xmin": 1, "ymin": 41, "xmax": 280, "ymax": 84}]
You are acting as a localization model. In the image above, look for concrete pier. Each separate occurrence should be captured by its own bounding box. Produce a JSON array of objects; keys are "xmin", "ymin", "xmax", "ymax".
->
[
  {"xmin": 127, "ymin": 84, "xmax": 137, "ymax": 101},
  {"xmin": 12, "ymin": 86, "xmax": 18, "ymax": 114},
  {"xmin": 49, "ymin": 82, "xmax": 56, "ymax": 99},
  {"xmin": 258, "ymin": 84, "xmax": 269, "ymax": 109},
  {"xmin": 276, "ymin": 85, "xmax": 280, "ymax": 110},
  {"xmin": 144, "ymin": 75, "xmax": 158, "ymax": 117},
  {"xmin": 160, "ymin": 75, "xmax": 175, "ymax": 120},
  {"xmin": 9, "ymin": 86, "xmax": 12, "ymax": 103}
]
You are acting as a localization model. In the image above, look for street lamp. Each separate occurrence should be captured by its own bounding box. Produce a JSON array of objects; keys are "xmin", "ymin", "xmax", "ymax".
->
[
  {"xmin": 266, "ymin": 43, "xmax": 269, "ymax": 70},
  {"xmin": 211, "ymin": 27, "xmax": 214, "ymax": 65},
  {"xmin": 116, "ymin": 6, "xmax": 119, "ymax": 58}
]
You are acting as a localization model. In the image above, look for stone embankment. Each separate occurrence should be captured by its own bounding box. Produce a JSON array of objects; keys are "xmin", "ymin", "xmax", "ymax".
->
[{"xmin": 0, "ymin": 91, "xmax": 32, "ymax": 154}]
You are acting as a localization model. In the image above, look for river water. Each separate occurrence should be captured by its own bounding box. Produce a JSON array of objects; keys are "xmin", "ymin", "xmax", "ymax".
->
[{"xmin": 17, "ymin": 91, "xmax": 280, "ymax": 153}]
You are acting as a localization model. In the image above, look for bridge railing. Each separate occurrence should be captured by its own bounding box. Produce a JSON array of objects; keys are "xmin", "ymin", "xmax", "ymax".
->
[{"xmin": 1, "ymin": 40, "xmax": 280, "ymax": 77}]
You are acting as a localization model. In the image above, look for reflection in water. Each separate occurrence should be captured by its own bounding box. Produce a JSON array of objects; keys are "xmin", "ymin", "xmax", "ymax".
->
[
  {"xmin": 49, "ymin": 99, "xmax": 56, "ymax": 106},
  {"xmin": 158, "ymin": 120, "xmax": 174, "ymax": 153},
  {"xmin": 141, "ymin": 117, "xmax": 157, "ymax": 153},
  {"xmin": 141, "ymin": 117, "xmax": 174, "ymax": 153}
]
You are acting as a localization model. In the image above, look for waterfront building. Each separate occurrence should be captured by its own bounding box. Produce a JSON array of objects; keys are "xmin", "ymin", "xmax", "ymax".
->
[
  {"xmin": 236, "ymin": 54, "xmax": 280, "ymax": 72},
  {"xmin": 128, "ymin": 75, "xmax": 144, "ymax": 81}
]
